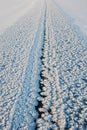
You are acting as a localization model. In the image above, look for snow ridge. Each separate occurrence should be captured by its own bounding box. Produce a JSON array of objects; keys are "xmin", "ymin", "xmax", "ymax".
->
[{"xmin": 36, "ymin": 1, "xmax": 65, "ymax": 129}]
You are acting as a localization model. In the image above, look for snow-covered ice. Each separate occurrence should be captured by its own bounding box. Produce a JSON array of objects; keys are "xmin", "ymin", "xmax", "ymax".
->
[
  {"xmin": 0, "ymin": 0, "xmax": 87, "ymax": 129},
  {"xmin": 0, "ymin": 0, "xmax": 45, "ymax": 129},
  {"xmin": 36, "ymin": 0, "xmax": 87, "ymax": 129}
]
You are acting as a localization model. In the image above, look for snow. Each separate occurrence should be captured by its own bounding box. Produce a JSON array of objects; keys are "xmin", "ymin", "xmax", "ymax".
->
[
  {"xmin": 0, "ymin": 0, "xmax": 37, "ymax": 34},
  {"xmin": 0, "ymin": 0, "xmax": 45, "ymax": 129},
  {"xmin": 36, "ymin": 0, "xmax": 87, "ymax": 129},
  {"xmin": 0, "ymin": 0, "xmax": 87, "ymax": 129},
  {"xmin": 55, "ymin": 0, "xmax": 87, "ymax": 35},
  {"xmin": 0, "ymin": 0, "xmax": 87, "ymax": 35}
]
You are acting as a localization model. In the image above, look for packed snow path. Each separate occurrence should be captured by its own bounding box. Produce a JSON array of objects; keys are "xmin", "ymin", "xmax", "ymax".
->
[{"xmin": 0, "ymin": 0, "xmax": 87, "ymax": 130}]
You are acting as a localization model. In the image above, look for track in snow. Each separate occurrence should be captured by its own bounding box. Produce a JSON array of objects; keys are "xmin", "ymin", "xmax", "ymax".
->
[{"xmin": 0, "ymin": 0, "xmax": 87, "ymax": 130}]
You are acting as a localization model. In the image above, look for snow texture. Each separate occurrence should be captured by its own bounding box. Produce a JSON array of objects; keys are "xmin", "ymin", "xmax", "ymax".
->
[{"xmin": 0, "ymin": 0, "xmax": 87, "ymax": 130}]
